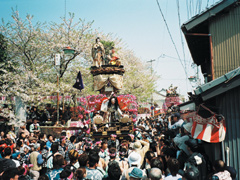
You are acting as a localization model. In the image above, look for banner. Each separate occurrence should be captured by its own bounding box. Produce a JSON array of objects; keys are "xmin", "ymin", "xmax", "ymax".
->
[{"xmin": 191, "ymin": 104, "xmax": 226, "ymax": 143}]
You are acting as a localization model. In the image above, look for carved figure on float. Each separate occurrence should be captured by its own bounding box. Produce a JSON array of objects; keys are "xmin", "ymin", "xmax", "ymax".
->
[
  {"xmin": 92, "ymin": 37, "xmax": 105, "ymax": 67},
  {"xmin": 106, "ymin": 46, "xmax": 121, "ymax": 66}
]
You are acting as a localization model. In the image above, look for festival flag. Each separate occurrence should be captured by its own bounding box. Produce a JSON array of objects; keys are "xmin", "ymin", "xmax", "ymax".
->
[{"xmin": 73, "ymin": 71, "xmax": 84, "ymax": 91}]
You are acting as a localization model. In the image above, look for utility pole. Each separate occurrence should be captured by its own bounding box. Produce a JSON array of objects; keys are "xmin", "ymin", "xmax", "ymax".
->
[
  {"xmin": 147, "ymin": 59, "xmax": 155, "ymax": 117},
  {"xmin": 55, "ymin": 54, "xmax": 61, "ymax": 123}
]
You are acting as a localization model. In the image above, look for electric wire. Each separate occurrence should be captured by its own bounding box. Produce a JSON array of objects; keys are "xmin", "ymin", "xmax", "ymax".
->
[
  {"xmin": 160, "ymin": 1, "xmax": 169, "ymax": 55},
  {"xmin": 190, "ymin": 0, "xmax": 193, "ymax": 17},
  {"xmin": 176, "ymin": 0, "xmax": 186, "ymax": 72},
  {"xmin": 207, "ymin": 0, "xmax": 210, "ymax": 8},
  {"xmin": 157, "ymin": 54, "xmax": 192, "ymax": 64},
  {"xmin": 186, "ymin": 0, "xmax": 189, "ymax": 19},
  {"xmin": 155, "ymin": 0, "xmax": 189, "ymax": 80},
  {"xmin": 199, "ymin": 0, "xmax": 202, "ymax": 14},
  {"xmin": 195, "ymin": 0, "xmax": 199, "ymax": 15}
]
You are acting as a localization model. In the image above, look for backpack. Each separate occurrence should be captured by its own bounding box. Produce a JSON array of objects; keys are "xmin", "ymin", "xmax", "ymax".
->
[{"xmin": 185, "ymin": 153, "xmax": 207, "ymax": 180}]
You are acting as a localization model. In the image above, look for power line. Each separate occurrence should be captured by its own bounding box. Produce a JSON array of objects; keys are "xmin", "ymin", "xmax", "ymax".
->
[
  {"xmin": 196, "ymin": 0, "xmax": 202, "ymax": 14},
  {"xmin": 199, "ymin": 0, "xmax": 202, "ymax": 14},
  {"xmin": 157, "ymin": 54, "xmax": 192, "ymax": 64},
  {"xmin": 155, "ymin": 0, "xmax": 188, "ymax": 79},
  {"xmin": 186, "ymin": 0, "xmax": 189, "ymax": 19},
  {"xmin": 189, "ymin": 0, "xmax": 192, "ymax": 17},
  {"xmin": 156, "ymin": 54, "xmax": 195, "ymax": 90},
  {"xmin": 176, "ymin": 0, "xmax": 186, "ymax": 71},
  {"xmin": 195, "ymin": 0, "xmax": 198, "ymax": 15},
  {"xmin": 207, "ymin": 0, "xmax": 210, "ymax": 8},
  {"xmin": 159, "ymin": 79, "xmax": 188, "ymax": 80}
]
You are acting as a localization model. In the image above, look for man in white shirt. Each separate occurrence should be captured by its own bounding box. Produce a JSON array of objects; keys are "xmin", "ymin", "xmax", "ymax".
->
[
  {"xmin": 168, "ymin": 112, "xmax": 184, "ymax": 130},
  {"xmin": 29, "ymin": 119, "xmax": 40, "ymax": 134}
]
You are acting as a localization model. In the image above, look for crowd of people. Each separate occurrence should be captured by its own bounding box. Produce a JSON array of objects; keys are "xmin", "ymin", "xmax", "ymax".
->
[{"xmin": 0, "ymin": 112, "xmax": 237, "ymax": 180}]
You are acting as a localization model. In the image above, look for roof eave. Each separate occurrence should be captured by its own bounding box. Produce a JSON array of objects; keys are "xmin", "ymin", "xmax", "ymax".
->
[
  {"xmin": 182, "ymin": 0, "xmax": 238, "ymax": 32},
  {"xmin": 194, "ymin": 67, "xmax": 240, "ymax": 101}
]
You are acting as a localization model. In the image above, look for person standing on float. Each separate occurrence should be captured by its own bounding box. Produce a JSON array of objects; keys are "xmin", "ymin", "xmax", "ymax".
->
[{"xmin": 101, "ymin": 94, "xmax": 122, "ymax": 124}]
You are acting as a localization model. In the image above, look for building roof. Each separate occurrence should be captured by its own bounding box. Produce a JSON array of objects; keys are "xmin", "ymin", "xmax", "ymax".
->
[
  {"xmin": 194, "ymin": 67, "xmax": 240, "ymax": 101},
  {"xmin": 182, "ymin": 0, "xmax": 238, "ymax": 32},
  {"xmin": 181, "ymin": 0, "xmax": 239, "ymax": 74}
]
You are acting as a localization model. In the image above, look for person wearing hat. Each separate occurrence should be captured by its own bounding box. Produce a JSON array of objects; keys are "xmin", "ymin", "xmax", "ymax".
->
[
  {"xmin": 184, "ymin": 138, "xmax": 208, "ymax": 180},
  {"xmin": 168, "ymin": 112, "xmax": 184, "ymax": 130},
  {"xmin": 128, "ymin": 167, "xmax": 144, "ymax": 180},
  {"xmin": 173, "ymin": 122, "xmax": 193, "ymax": 169},
  {"xmin": 132, "ymin": 140, "xmax": 149, "ymax": 166},
  {"xmin": 121, "ymin": 152, "xmax": 147, "ymax": 180},
  {"xmin": 128, "ymin": 151, "xmax": 142, "ymax": 168},
  {"xmin": 182, "ymin": 122, "xmax": 192, "ymax": 134},
  {"xmin": 29, "ymin": 143, "xmax": 44, "ymax": 180}
]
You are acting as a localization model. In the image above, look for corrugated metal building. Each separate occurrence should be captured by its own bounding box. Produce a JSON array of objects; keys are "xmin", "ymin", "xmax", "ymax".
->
[
  {"xmin": 182, "ymin": 0, "xmax": 240, "ymax": 81},
  {"xmin": 217, "ymin": 86, "xmax": 240, "ymax": 172},
  {"xmin": 210, "ymin": 4, "xmax": 240, "ymax": 78},
  {"xmin": 194, "ymin": 68, "xmax": 240, "ymax": 179},
  {"xmin": 181, "ymin": 0, "xmax": 240, "ymax": 179}
]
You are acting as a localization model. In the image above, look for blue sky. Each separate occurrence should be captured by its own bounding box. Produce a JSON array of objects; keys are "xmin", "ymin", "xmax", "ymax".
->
[{"xmin": 0, "ymin": 0, "xmax": 218, "ymax": 97}]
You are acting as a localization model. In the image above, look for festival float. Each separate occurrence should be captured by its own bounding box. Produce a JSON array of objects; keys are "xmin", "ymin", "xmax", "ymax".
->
[
  {"xmin": 88, "ymin": 37, "xmax": 137, "ymax": 139},
  {"xmin": 162, "ymin": 85, "xmax": 181, "ymax": 114},
  {"xmin": 41, "ymin": 38, "xmax": 137, "ymax": 138}
]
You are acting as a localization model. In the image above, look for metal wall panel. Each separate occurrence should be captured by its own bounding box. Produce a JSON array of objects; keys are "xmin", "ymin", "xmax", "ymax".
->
[
  {"xmin": 210, "ymin": 5, "xmax": 240, "ymax": 79},
  {"xmin": 216, "ymin": 86, "xmax": 240, "ymax": 179}
]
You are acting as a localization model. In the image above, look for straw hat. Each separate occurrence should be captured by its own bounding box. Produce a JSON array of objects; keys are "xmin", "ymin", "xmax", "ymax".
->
[{"xmin": 133, "ymin": 141, "xmax": 142, "ymax": 150}]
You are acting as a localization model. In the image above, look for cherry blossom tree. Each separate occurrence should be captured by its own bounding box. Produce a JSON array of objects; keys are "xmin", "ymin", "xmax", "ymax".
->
[{"xmin": 0, "ymin": 10, "xmax": 158, "ymax": 120}]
